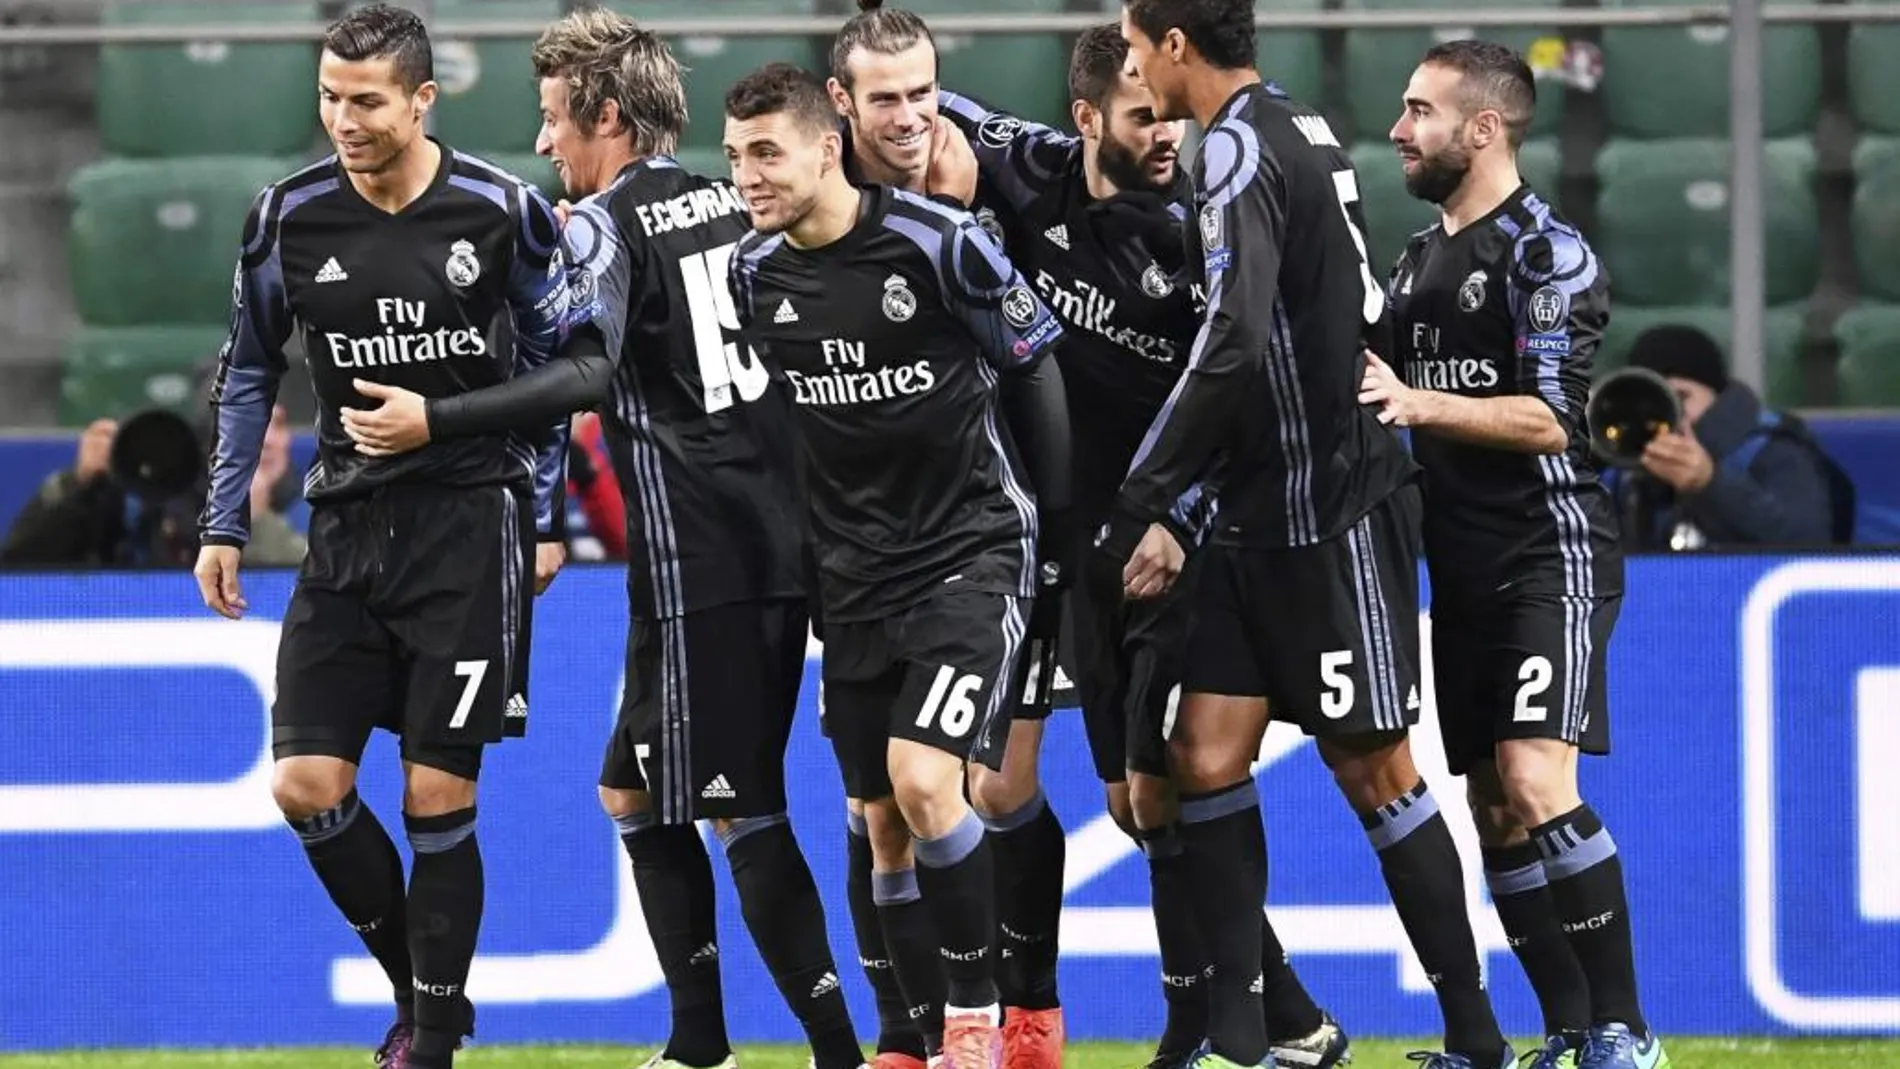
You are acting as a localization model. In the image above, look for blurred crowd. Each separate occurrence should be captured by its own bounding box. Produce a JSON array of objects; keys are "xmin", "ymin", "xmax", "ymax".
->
[{"xmin": 0, "ymin": 326, "xmax": 1858, "ymax": 571}]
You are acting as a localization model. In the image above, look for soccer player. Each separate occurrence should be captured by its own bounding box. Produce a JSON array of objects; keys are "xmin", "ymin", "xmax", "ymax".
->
[
  {"xmin": 822, "ymin": 7, "xmax": 1070, "ymax": 1067},
  {"xmin": 335, "ymin": 11, "xmax": 865, "ymax": 1069},
  {"xmin": 934, "ymin": 26, "xmax": 1349, "ymax": 1069},
  {"xmin": 1103, "ymin": 3, "xmax": 1516, "ymax": 1068},
  {"xmin": 190, "ymin": 6, "xmax": 569, "ymax": 1067},
  {"xmin": 1367, "ymin": 40, "xmax": 1669, "ymax": 1069},
  {"xmin": 724, "ymin": 61, "xmax": 1067, "ymax": 1069}
]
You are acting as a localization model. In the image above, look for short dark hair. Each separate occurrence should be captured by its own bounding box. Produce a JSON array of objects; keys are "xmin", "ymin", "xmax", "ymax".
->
[
  {"xmin": 1421, "ymin": 39, "xmax": 1537, "ymax": 148},
  {"xmin": 1123, "ymin": 0, "xmax": 1255, "ymax": 71},
  {"xmin": 830, "ymin": 0, "xmax": 936, "ymax": 91},
  {"xmin": 323, "ymin": 3, "xmax": 433, "ymax": 93},
  {"xmin": 1069, "ymin": 23, "xmax": 1130, "ymax": 111},
  {"xmin": 725, "ymin": 62, "xmax": 838, "ymax": 137}
]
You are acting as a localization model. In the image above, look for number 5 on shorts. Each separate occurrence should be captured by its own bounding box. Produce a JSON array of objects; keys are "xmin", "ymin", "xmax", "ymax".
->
[
  {"xmin": 1320, "ymin": 649, "xmax": 1355, "ymax": 719},
  {"xmin": 916, "ymin": 665, "xmax": 982, "ymax": 739},
  {"xmin": 450, "ymin": 659, "xmax": 488, "ymax": 729}
]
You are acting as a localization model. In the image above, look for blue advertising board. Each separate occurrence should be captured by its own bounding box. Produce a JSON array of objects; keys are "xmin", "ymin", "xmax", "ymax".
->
[{"xmin": 0, "ymin": 556, "xmax": 1896, "ymax": 1050}]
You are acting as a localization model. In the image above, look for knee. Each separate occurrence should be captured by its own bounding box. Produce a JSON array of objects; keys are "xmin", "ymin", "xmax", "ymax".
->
[
  {"xmin": 271, "ymin": 758, "xmax": 354, "ymax": 821},
  {"xmin": 1104, "ymin": 785, "xmax": 1139, "ymax": 839},
  {"xmin": 1127, "ymin": 774, "xmax": 1178, "ymax": 832},
  {"xmin": 1497, "ymin": 761, "xmax": 1576, "ymax": 827},
  {"xmin": 1464, "ymin": 777, "xmax": 1521, "ymax": 847},
  {"xmin": 968, "ymin": 761, "xmax": 1038, "ymax": 819},
  {"xmin": 862, "ymin": 798, "xmax": 915, "ymax": 869},
  {"xmin": 1167, "ymin": 735, "xmax": 1245, "ymax": 791},
  {"xmin": 404, "ymin": 765, "xmax": 477, "ymax": 818},
  {"xmin": 598, "ymin": 785, "xmax": 649, "ymax": 821},
  {"xmin": 1318, "ymin": 732, "xmax": 1417, "ymax": 812}
]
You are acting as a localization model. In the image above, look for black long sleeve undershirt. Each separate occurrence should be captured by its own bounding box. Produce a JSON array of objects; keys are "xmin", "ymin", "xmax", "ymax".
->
[
  {"xmin": 1000, "ymin": 351, "xmax": 1075, "ymax": 564},
  {"xmin": 426, "ymin": 324, "xmax": 614, "ymax": 440}
]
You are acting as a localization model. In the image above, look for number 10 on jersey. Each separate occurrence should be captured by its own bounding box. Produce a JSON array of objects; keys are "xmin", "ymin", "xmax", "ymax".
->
[{"xmin": 679, "ymin": 243, "xmax": 770, "ymax": 414}]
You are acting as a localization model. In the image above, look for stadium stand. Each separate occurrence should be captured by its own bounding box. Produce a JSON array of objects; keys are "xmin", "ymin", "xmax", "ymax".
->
[{"xmin": 2, "ymin": 0, "xmax": 1894, "ymax": 425}]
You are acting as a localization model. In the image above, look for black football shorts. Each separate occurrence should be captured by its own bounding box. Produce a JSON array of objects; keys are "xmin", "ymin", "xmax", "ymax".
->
[
  {"xmin": 820, "ymin": 591, "xmax": 1027, "ymax": 801},
  {"xmin": 1184, "ymin": 483, "xmax": 1425, "ymax": 737},
  {"xmin": 272, "ymin": 482, "xmax": 536, "ymax": 781},
  {"xmin": 1430, "ymin": 592, "xmax": 1619, "ymax": 774},
  {"xmin": 1068, "ymin": 544, "xmax": 1193, "ymax": 782},
  {"xmin": 600, "ymin": 597, "xmax": 809, "ymax": 824}
]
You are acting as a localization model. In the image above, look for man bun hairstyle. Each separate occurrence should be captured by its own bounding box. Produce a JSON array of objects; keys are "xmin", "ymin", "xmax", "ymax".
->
[{"xmin": 830, "ymin": 0, "xmax": 936, "ymax": 90}]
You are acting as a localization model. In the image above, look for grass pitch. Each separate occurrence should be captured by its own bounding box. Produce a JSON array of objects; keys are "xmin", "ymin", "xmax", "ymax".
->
[{"xmin": 1, "ymin": 1039, "xmax": 1896, "ymax": 1068}]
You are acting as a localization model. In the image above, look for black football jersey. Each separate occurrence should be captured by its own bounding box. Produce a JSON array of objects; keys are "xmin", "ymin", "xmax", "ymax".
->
[
  {"xmin": 939, "ymin": 90, "xmax": 1215, "ymax": 535},
  {"xmin": 1105, "ymin": 83, "xmax": 1416, "ymax": 555},
  {"xmin": 1386, "ymin": 184, "xmax": 1623, "ymax": 604},
  {"xmin": 729, "ymin": 184, "xmax": 1065, "ymax": 623},
  {"xmin": 561, "ymin": 156, "xmax": 804, "ymax": 619},
  {"xmin": 200, "ymin": 145, "xmax": 570, "ymax": 547}
]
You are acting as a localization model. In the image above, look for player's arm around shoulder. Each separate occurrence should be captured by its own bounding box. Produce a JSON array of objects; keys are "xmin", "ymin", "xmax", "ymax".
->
[
  {"xmin": 929, "ymin": 197, "xmax": 1065, "ymax": 372},
  {"xmin": 935, "ymin": 89, "xmax": 1076, "ymax": 211}
]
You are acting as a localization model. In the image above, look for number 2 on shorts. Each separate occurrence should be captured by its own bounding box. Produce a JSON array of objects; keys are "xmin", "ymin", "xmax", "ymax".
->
[
  {"xmin": 916, "ymin": 665, "xmax": 983, "ymax": 739},
  {"xmin": 449, "ymin": 659, "xmax": 488, "ymax": 729}
]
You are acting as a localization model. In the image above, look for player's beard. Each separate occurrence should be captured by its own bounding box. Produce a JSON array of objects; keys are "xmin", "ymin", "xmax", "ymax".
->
[
  {"xmin": 1096, "ymin": 129, "xmax": 1172, "ymax": 195},
  {"xmin": 1403, "ymin": 129, "xmax": 1474, "ymax": 205}
]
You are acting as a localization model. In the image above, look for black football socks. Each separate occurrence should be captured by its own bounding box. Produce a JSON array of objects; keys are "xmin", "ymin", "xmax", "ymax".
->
[
  {"xmin": 1177, "ymin": 781, "xmax": 1270, "ymax": 1066},
  {"xmin": 981, "ymin": 789, "xmax": 1066, "ymax": 1012},
  {"xmin": 617, "ymin": 812, "xmax": 730, "ymax": 1067},
  {"xmin": 1484, "ymin": 841, "xmax": 1591, "ymax": 1041},
  {"xmin": 1534, "ymin": 805, "xmax": 1649, "ymax": 1037},
  {"xmin": 404, "ymin": 808, "xmax": 483, "ymax": 1067},
  {"xmin": 290, "ymin": 789, "xmax": 413, "ymax": 1018}
]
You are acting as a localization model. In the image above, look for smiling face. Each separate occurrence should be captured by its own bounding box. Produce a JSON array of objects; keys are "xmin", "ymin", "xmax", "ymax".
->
[
  {"xmin": 1389, "ymin": 61, "xmax": 1484, "ymax": 204},
  {"xmin": 318, "ymin": 50, "xmax": 434, "ymax": 174},
  {"xmin": 724, "ymin": 109, "xmax": 834, "ymax": 235},
  {"xmin": 830, "ymin": 40, "xmax": 938, "ymax": 181},
  {"xmin": 535, "ymin": 75, "xmax": 618, "ymax": 197}
]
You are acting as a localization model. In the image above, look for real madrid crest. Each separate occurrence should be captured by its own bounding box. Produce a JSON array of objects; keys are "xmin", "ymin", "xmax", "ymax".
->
[
  {"xmin": 975, "ymin": 206, "xmax": 1004, "ymax": 243},
  {"xmin": 1001, "ymin": 285, "xmax": 1038, "ymax": 329},
  {"xmin": 1457, "ymin": 270, "xmax": 1487, "ymax": 313},
  {"xmin": 1198, "ymin": 203, "xmax": 1222, "ymax": 249},
  {"xmin": 882, "ymin": 273, "xmax": 917, "ymax": 323},
  {"xmin": 1140, "ymin": 262, "xmax": 1174, "ymax": 299},
  {"xmin": 1528, "ymin": 284, "xmax": 1567, "ymax": 333},
  {"xmin": 446, "ymin": 238, "xmax": 481, "ymax": 288}
]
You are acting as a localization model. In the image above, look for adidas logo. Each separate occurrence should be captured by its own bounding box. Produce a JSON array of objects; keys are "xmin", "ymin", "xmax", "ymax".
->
[
  {"xmin": 1044, "ymin": 224, "xmax": 1069, "ymax": 250},
  {"xmin": 1406, "ymin": 685, "xmax": 1420, "ymax": 711},
  {"xmin": 701, "ymin": 774, "xmax": 736, "ymax": 799},
  {"xmin": 688, "ymin": 942, "xmax": 718, "ymax": 964},
  {"xmin": 809, "ymin": 971, "xmax": 840, "ymax": 998},
  {"xmin": 505, "ymin": 693, "xmax": 528, "ymax": 719},
  {"xmin": 315, "ymin": 256, "xmax": 348, "ymax": 283},
  {"xmin": 773, "ymin": 298, "xmax": 798, "ymax": 324},
  {"xmin": 1248, "ymin": 972, "xmax": 1264, "ymax": 994}
]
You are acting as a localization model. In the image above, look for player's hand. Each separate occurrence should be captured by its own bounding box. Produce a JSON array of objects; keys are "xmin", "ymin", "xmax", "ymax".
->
[
  {"xmin": 1639, "ymin": 426, "xmax": 1714, "ymax": 493},
  {"xmin": 1123, "ymin": 523, "xmax": 1185, "ymax": 600},
  {"xmin": 554, "ymin": 199, "xmax": 573, "ymax": 227},
  {"xmin": 193, "ymin": 545, "xmax": 248, "ymax": 620},
  {"xmin": 75, "ymin": 418, "xmax": 118, "ymax": 483},
  {"xmin": 1358, "ymin": 349, "xmax": 1427, "ymax": 427},
  {"xmin": 340, "ymin": 379, "xmax": 431, "ymax": 456},
  {"xmin": 925, "ymin": 118, "xmax": 979, "ymax": 208},
  {"xmin": 534, "ymin": 540, "xmax": 566, "ymax": 595}
]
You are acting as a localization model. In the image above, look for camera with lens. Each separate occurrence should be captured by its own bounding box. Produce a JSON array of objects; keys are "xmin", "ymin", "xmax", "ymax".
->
[
  {"xmin": 1586, "ymin": 366, "xmax": 1682, "ymax": 469},
  {"xmin": 108, "ymin": 408, "xmax": 206, "ymax": 501}
]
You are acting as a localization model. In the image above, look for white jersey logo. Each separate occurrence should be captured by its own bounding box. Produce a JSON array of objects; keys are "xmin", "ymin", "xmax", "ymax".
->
[
  {"xmin": 1458, "ymin": 270, "xmax": 1487, "ymax": 313},
  {"xmin": 445, "ymin": 238, "xmax": 481, "ymax": 288},
  {"xmin": 881, "ymin": 274, "xmax": 917, "ymax": 323},
  {"xmin": 1044, "ymin": 224, "xmax": 1070, "ymax": 250},
  {"xmin": 315, "ymin": 257, "xmax": 348, "ymax": 283},
  {"xmin": 773, "ymin": 298, "xmax": 799, "ymax": 324}
]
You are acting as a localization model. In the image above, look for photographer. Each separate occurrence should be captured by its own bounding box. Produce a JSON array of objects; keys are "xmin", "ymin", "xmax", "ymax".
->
[
  {"xmin": 1611, "ymin": 325, "xmax": 1843, "ymax": 550},
  {"xmin": 2, "ymin": 405, "xmax": 305, "ymax": 568}
]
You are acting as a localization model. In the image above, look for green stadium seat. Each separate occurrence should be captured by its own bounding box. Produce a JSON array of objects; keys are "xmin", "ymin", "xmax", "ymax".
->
[
  {"xmin": 1256, "ymin": 0, "xmax": 1325, "ymax": 108},
  {"xmin": 1599, "ymin": 0, "xmax": 1820, "ymax": 138},
  {"xmin": 614, "ymin": 0, "xmax": 826, "ymax": 150},
  {"xmin": 903, "ymin": 0, "xmax": 1070, "ymax": 128},
  {"xmin": 1347, "ymin": 138, "xmax": 1560, "ymax": 279},
  {"xmin": 1833, "ymin": 303, "xmax": 1900, "ymax": 406},
  {"xmin": 59, "ymin": 325, "xmax": 227, "ymax": 427},
  {"xmin": 1593, "ymin": 138, "xmax": 1818, "ymax": 308},
  {"xmin": 1340, "ymin": 0, "xmax": 1565, "ymax": 142},
  {"xmin": 97, "ymin": 2, "xmax": 320, "ymax": 158},
  {"xmin": 478, "ymin": 151, "xmax": 562, "ymax": 201},
  {"xmin": 1849, "ymin": 27, "xmax": 1900, "ymax": 134},
  {"xmin": 430, "ymin": 0, "xmax": 560, "ymax": 155},
  {"xmin": 674, "ymin": 147, "xmax": 732, "ymax": 181},
  {"xmin": 68, "ymin": 156, "xmax": 290, "ymax": 328},
  {"xmin": 1595, "ymin": 303, "xmax": 1808, "ymax": 408},
  {"xmin": 1852, "ymin": 138, "xmax": 1900, "ymax": 302}
]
